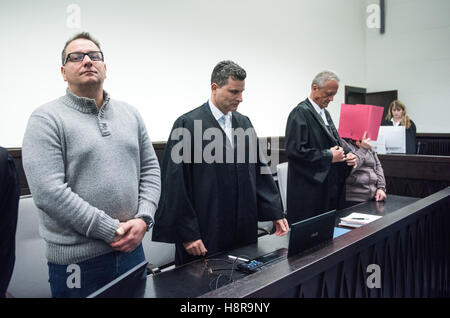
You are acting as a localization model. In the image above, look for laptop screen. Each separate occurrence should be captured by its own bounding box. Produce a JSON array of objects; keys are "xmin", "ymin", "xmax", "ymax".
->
[{"xmin": 287, "ymin": 210, "xmax": 336, "ymax": 258}]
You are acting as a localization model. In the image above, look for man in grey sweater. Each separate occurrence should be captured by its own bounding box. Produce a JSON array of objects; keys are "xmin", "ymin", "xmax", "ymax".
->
[{"xmin": 22, "ymin": 32, "xmax": 161, "ymax": 297}]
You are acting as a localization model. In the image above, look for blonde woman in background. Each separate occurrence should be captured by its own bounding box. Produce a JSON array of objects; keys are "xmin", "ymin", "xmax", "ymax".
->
[{"xmin": 383, "ymin": 100, "xmax": 417, "ymax": 154}]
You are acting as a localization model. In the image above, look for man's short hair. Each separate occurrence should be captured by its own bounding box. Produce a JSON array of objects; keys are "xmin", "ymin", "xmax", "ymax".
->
[
  {"xmin": 61, "ymin": 32, "xmax": 101, "ymax": 65},
  {"xmin": 312, "ymin": 70, "xmax": 340, "ymax": 88},
  {"xmin": 211, "ymin": 60, "xmax": 247, "ymax": 87}
]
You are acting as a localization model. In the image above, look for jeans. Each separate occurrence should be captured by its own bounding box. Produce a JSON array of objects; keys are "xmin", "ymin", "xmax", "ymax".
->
[{"xmin": 48, "ymin": 244, "xmax": 145, "ymax": 298}]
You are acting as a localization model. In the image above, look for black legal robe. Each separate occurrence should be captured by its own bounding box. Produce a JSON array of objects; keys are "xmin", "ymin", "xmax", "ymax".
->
[
  {"xmin": 0, "ymin": 147, "xmax": 20, "ymax": 297},
  {"xmin": 285, "ymin": 99, "xmax": 352, "ymax": 224},
  {"xmin": 382, "ymin": 120, "xmax": 417, "ymax": 154},
  {"xmin": 152, "ymin": 102, "xmax": 283, "ymax": 265}
]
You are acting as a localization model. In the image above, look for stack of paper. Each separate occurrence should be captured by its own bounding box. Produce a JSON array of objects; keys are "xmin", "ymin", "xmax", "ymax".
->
[{"xmin": 339, "ymin": 213, "xmax": 382, "ymax": 228}]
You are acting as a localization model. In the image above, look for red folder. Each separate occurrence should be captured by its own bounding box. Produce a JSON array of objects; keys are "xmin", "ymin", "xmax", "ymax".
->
[{"xmin": 338, "ymin": 104, "xmax": 384, "ymax": 140}]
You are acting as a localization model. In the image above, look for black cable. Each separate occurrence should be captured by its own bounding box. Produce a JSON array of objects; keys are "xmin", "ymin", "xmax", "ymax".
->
[{"xmin": 206, "ymin": 255, "xmax": 252, "ymax": 291}]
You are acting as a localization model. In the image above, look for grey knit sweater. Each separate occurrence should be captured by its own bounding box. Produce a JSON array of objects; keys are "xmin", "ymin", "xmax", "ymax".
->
[{"xmin": 22, "ymin": 89, "xmax": 161, "ymax": 265}]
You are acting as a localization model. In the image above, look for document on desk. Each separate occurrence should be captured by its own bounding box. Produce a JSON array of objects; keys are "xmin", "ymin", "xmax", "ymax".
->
[{"xmin": 339, "ymin": 212, "xmax": 382, "ymax": 228}]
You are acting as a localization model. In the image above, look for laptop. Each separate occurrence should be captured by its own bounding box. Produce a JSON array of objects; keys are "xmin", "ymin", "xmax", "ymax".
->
[
  {"xmin": 287, "ymin": 209, "xmax": 336, "ymax": 258},
  {"xmin": 236, "ymin": 209, "xmax": 339, "ymax": 273}
]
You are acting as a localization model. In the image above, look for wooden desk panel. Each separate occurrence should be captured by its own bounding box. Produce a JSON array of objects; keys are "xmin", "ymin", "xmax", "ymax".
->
[
  {"xmin": 378, "ymin": 154, "xmax": 450, "ymax": 181},
  {"xmin": 91, "ymin": 192, "xmax": 450, "ymax": 298},
  {"xmin": 416, "ymin": 133, "xmax": 450, "ymax": 156},
  {"xmin": 378, "ymin": 154, "xmax": 450, "ymax": 198},
  {"xmin": 202, "ymin": 188, "xmax": 449, "ymax": 298}
]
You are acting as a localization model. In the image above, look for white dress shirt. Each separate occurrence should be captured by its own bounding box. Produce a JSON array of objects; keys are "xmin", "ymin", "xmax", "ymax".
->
[
  {"xmin": 309, "ymin": 97, "xmax": 329, "ymax": 126},
  {"xmin": 391, "ymin": 118, "xmax": 401, "ymax": 126},
  {"xmin": 208, "ymin": 100, "xmax": 233, "ymax": 145}
]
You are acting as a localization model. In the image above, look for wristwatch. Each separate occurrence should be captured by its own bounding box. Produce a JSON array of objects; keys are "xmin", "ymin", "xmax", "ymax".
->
[{"xmin": 138, "ymin": 216, "xmax": 154, "ymax": 232}]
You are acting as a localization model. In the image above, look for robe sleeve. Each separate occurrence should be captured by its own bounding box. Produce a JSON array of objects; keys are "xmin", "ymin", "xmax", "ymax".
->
[
  {"xmin": 0, "ymin": 147, "xmax": 20, "ymax": 296},
  {"xmin": 152, "ymin": 116, "xmax": 201, "ymax": 244},
  {"xmin": 256, "ymin": 162, "xmax": 284, "ymax": 221},
  {"xmin": 285, "ymin": 107, "xmax": 333, "ymax": 184},
  {"xmin": 251, "ymin": 122, "xmax": 284, "ymax": 222},
  {"xmin": 406, "ymin": 120, "xmax": 417, "ymax": 154}
]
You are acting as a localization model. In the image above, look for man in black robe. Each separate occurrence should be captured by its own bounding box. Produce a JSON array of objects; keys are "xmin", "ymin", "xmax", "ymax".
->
[
  {"xmin": 0, "ymin": 147, "xmax": 20, "ymax": 297},
  {"xmin": 152, "ymin": 60, "xmax": 289, "ymax": 265},
  {"xmin": 285, "ymin": 71, "xmax": 357, "ymax": 224}
]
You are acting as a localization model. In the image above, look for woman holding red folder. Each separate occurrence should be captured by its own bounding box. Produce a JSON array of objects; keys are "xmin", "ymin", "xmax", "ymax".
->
[{"xmin": 342, "ymin": 132, "xmax": 387, "ymax": 207}]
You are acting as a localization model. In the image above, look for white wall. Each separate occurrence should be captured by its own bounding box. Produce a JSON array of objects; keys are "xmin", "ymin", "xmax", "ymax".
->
[
  {"xmin": 365, "ymin": 0, "xmax": 450, "ymax": 133},
  {"xmin": 0, "ymin": 0, "xmax": 366, "ymax": 147},
  {"xmin": 3, "ymin": 1, "xmax": 448, "ymax": 147}
]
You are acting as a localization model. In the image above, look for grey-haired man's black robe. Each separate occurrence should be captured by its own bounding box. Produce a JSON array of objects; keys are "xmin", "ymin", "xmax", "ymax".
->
[{"xmin": 285, "ymin": 98, "xmax": 352, "ymax": 224}]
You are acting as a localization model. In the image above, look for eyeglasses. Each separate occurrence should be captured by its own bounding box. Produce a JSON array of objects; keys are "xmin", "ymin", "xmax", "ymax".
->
[{"xmin": 63, "ymin": 51, "xmax": 104, "ymax": 65}]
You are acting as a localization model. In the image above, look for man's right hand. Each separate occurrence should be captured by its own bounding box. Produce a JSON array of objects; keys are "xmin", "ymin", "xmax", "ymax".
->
[
  {"xmin": 330, "ymin": 146, "xmax": 345, "ymax": 162},
  {"xmin": 183, "ymin": 239, "xmax": 207, "ymax": 256}
]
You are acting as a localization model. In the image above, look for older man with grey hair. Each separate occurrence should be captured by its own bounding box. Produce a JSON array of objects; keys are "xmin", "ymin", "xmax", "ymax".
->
[{"xmin": 284, "ymin": 71, "xmax": 357, "ymax": 224}]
